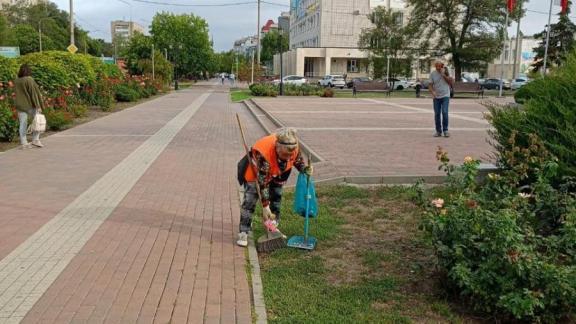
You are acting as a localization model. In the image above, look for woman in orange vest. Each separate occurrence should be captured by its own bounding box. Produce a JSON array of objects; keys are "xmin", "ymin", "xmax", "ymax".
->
[{"xmin": 237, "ymin": 128, "xmax": 312, "ymax": 247}]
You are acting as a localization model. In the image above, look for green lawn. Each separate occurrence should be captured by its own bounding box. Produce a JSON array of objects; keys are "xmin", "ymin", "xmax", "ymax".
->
[
  {"xmin": 231, "ymin": 89, "xmax": 253, "ymax": 102},
  {"xmin": 253, "ymin": 185, "xmax": 477, "ymax": 323}
]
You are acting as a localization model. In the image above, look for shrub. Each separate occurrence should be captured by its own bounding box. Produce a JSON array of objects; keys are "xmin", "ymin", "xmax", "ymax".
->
[
  {"xmin": 488, "ymin": 51, "xmax": 576, "ymax": 180},
  {"xmin": 249, "ymin": 83, "xmax": 278, "ymax": 97},
  {"xmin": 17, "ymin": 54, "xmax": 73, "ymax": 95},
  {"xmin": 300, "ymin": 83, "xmax": 321, "ymax": 96},
  {"xmin": 0, "ymin": 56, "xmax": 18, "ymax": 83},
  {"xmin": 423, "ymin": 142, "xmax": 576, "ymax": 322},
  {"xmin": 320, "ymin": 88, "xmax": 334, "ymax": 97},
  {"xmin": 44, "ymin": 108, "xmax": 73, "ymax": 130},
  {"xmin": 283, "ymin": 84, "xmax": 301, "ymax": 96},
  {"xmin": 115, "ymin": 84, "xmax": 140, "ymax": 102},
  {"xmin": 70, "ymin": 104, "xmax": 88, "ymax": 118},
  {"xmin": 0, "ymin": 105, "xmax": 18, "ymax": 142}
]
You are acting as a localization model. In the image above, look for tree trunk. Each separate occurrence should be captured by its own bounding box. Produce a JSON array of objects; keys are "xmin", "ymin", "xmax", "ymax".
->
[{"xmin": 453, "ymin": 55, "xmax": 462, "ymax": 82}]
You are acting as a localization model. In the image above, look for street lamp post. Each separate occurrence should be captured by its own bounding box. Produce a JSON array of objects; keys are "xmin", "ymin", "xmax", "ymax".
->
[
  {"xmin": 278, "ymin": 30, "xmax": 284, "ymax": 96},
  {"xmin": 38, "ymin": 18, "xmax": 51, "ymax": 52}
]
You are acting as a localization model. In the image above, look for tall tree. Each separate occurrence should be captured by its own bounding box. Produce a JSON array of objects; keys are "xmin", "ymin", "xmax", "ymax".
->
[
  {"xmin": 532, "ymin": 1, "xmax": 576, "ymax": 72},
  {"xmin": 151, "ymin": 12, "xmax": 213, "ymax": 79},
  {"xmin": 406, "ymin": 0, "xmax": 524, "ymax": 80},
  {"xmin": 359, "ymin": 6, "xmax": 415, "ymax": 79},
  {"xmin": 261, "ymin": 30, "xmax": 288, "ymax": 64}
]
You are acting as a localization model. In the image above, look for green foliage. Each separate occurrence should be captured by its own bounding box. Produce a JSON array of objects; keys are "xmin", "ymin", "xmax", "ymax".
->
[
  {"xmin": 69, "ymin": 104, "xmax": 88, "ymax": 118},
  {"xmin": 0, "ymin": 56, "xmax": 18, "ymax": 82},
  {"xmin": 151, "ymin": 12, "xmax": 213, "ymax": 79},
  {"xmin": 114, "ymin": 84, "xmax": 140, "ymax": 102},
  {"xmin": 261, "ymin": 30, "xmax": 288, "ymax": 64},
  {"xmin": 0, "ymin": 2, "xmax": 111, "ymax": 56},
  {"xmin": 359, "ymin": 6, "xmax": 415, "ymax": 78},
  {"xmin": 424, "ymin": 142, "xmax": 576, "ymax": 322},
  {"xmin": 0, "ymin": 106, "xmax": 17, "ymax": 141},
  {"xmin": 488, "ymin": 51, "xmax": 576, "ymax": 178},
  {"xmin": 405, "ymin": 0, "xmax": 517, "ymax": 80},
  {"xmin": 532, "ymin": 2, "xmax": 576, "ymax": 72},
  {"xmin": 100, "ymin": 64, "xmax": 123, "ymax": 79},
  {"xmin": 249, "ymin": 83, "xmax": 278, "ymax": 97},
  {"xmin": 44, "ymin": 108, "xmax": 73, "ymax": 130}
]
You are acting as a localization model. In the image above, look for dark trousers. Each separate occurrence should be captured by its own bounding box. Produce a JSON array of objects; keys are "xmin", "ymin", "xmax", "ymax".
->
[
  {"xmin": 239, "ymin": 182, "xmax": 283, "ymax": 233},
  {"xmin": 433, "ymin": 96, "xmax": 450, "ymax": 133}
]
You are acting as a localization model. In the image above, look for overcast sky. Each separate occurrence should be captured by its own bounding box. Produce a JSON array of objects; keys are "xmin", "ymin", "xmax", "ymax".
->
[{"xmin": 49, "ymin": 0, "xmax": 575, "ymax": 52}]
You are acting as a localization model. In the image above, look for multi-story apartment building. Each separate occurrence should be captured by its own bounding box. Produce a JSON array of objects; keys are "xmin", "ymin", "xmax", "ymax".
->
[
  {"xmin": 233, "ymin": 36, "xmax": 258, "ymax": 58},
  {"xmin": 486, "ymin": 37, "xmax": 539, "ymax": 79},
  {"xmin": 276, "ymin": 0, "xmax": 409, "ymax": 79},
  {"xmin": 111, "ymin": 20, "xmax": 145, "ymax": 41}
]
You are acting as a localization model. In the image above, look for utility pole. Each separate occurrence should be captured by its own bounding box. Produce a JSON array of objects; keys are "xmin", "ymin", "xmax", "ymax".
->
[
  {"xmin": 499, "ymin": 11, "xmax": 509, "ymax": 97},
  {"xmin": 38, "ymin": 22, "xmax": 43, "ymax": 53},
  {"xmin": 69, "ymin": 0, "xmax": 75, "ymax": 46},
  {"xmin": 152, "ymin": 44, "xmax": 155, "ymax": 80},
  {"xmin": 512, "ymin": 1, "xmax": 523, "ymax": 79},
  {"xmin": 251, "ymin": 49, "xmax": 255, "ymax": 84},
  {"xmin": 256, "ymin": 0, "xmax": 261, "ymax": 64},
  {"xmin": 543, "ymin": 0, "xmax": 554, "ymax": 76}
]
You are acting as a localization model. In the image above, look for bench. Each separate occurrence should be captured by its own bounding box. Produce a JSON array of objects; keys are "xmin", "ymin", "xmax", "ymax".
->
[
  {"xmin": 452, "ymin": 81, "xmax": 484, "ymax": 98},
  {"xmin": 353, "ymin": 80, "xmax": 392, "ymax": 97}
]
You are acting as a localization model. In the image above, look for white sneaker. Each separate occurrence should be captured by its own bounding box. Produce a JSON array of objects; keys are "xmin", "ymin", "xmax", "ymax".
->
[
  {"xmin": 20, "ymin": 143, "xmax": 32, "ymax": 150},
  {"xmin": 236, "ymin": 232, "xmax": 248, "ymax": 247},
  {"xmin": 31, "ymin": 140, "xmax": 44, "ymax": 148}
]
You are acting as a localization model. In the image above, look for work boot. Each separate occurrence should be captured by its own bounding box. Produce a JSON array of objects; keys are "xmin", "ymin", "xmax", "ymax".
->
[{"xmin": 236, "ymin": 232, "xmax": 248, "ymax": 247}]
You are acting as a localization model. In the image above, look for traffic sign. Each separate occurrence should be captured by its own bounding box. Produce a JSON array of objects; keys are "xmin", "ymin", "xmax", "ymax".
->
[
  {"xmin": 0, "ymin": 47, "xmax": 20, "ymax": 58},
  {"xmin": 67, "ymin": 44, "xmax": 78, "ymax": 54}
]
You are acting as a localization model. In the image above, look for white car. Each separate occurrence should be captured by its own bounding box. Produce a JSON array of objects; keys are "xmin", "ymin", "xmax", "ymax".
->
[
  {"xmin": 272, "ymin": 75, "xmax": 308, "ymax": 85},
  {"xmin": 387, "ymin": 78, "xmax": 410, "ymax": 90},
  {"xmin": 318, "ymin": 75, "xmax": 346, "ymax": 88},
  {"xmin": 511, "ymin": 78, "xmax": 529, "ymax": 90}
]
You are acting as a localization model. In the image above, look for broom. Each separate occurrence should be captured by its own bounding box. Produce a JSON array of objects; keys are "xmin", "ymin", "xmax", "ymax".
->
[{"xmin": 236, "ymin": 114, "xmax": 287, "ymax": 253}]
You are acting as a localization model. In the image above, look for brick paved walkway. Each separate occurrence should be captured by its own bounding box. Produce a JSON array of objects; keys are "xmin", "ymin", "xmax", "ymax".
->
[
  {"xmin": 252, "ymin": 97, "xmax": 500, "ymax": 178},
  {"xmin": 0, "ymin": 83, "xmax": 256, "ymax": 323}
]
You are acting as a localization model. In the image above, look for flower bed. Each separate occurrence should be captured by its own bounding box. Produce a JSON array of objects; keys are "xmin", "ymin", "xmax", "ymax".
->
[{"xmin": 0, "ymin": 51, "xmax": 169, "ymax": 141}]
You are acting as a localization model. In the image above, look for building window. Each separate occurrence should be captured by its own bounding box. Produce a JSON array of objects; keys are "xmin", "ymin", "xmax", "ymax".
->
[
  {"xmin": 394, "ymin": 12, "xmax": 404, "ymax": 26},
  {"xmin": 347, "ymin": 60, "xmax": 359, "ymax": 73}
]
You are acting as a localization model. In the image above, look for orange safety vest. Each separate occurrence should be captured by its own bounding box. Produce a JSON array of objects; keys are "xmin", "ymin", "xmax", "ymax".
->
[{"xmin": 244, "ymin": 134, "xmax": 299, "ymax": 183}]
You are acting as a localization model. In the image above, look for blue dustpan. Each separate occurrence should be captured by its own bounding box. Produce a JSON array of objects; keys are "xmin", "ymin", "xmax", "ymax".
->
[{"xmin": 288, "ymin": 173, "xmax": 317, "ymax": 250}]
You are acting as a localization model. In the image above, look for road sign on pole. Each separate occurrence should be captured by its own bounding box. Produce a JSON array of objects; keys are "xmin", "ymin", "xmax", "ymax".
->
[
  {"xmin": 0, "ymin": 47, "xmax": 20, "ymax": 58},
  {"xmin": 67, "ymin": 44, "xmax": 78, "ymax": 54}
]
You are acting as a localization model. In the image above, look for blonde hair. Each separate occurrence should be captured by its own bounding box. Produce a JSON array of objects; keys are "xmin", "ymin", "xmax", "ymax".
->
[{"xmin": 275, "ymin": 127, "xmax": 298, "ymax": 151}]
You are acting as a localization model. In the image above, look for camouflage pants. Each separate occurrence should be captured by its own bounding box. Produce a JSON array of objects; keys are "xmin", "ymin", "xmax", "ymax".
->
[{"xmin": 239, "ymin": 182, "xmax": 283, "ymax": 233}]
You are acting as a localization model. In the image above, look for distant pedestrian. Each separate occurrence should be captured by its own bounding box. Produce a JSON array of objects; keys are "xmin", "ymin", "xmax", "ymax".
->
[
  {"xmin": 221, "ymin": 73, "xmax": 225, "ymax": 85},
  {"xmin": 429, "ymin": 60, "xmax": 454, "ymax": 138},
  {"xmin": 229, "ymin": 73, "xmax": 236, "ymax": 86},
  {"xmin": 415, "ymin": 78, "xmax": 422, "ymax": 98},
  {"xmin": 14, "ymin": 64, "xmax": 44, "ymax": 149}
]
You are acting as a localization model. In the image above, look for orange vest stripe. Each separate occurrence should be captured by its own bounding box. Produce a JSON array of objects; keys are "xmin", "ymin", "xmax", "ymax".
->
[{"xmin": 244, "ymin": 134, "xmax": 299, "ymax": 183}]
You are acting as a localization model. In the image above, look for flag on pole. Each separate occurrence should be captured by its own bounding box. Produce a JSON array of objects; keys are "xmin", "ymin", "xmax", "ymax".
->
[
  {"xmin": 561, "ymin": 0, "xmax": 569, "ymax": 14},
  {"xmin": 507, "ymin": 0, "xmax": 515, "ymax": 12}
]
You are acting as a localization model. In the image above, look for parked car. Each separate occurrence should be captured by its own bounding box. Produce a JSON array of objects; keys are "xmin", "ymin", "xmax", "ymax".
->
[
  {"xmin": 386, "ymin": 78, "xmax": 410, "ymax": 90},
  {"xmin": 272, "ymin": 75, "xmax": 308, "ymax": 85},
  {"xmin": 511, "ymin": 78, "xmax": 529, "ymax": 90},
  {"xmin": 482, "ymin": 78, "xmax": 505, "ymax": 90},
  {"xmin": 347, "ymin": 77, "xmax": 372, "ymax": 88},
  {"xmin": 318, "ymin": 75, "xmax": 346, "ymax": 88}
]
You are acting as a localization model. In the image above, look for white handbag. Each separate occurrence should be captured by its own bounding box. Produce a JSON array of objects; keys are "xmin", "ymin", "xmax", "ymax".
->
[{"xmin": 31, "ymin": 112, "xmax": 47, "ymax": 133}]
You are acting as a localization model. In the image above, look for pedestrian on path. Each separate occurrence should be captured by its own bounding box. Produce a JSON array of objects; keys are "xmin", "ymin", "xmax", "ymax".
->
[
  {"xmin": 429, "ymin": 60, "xmax": 454, "ymax": 138},
  {"xmin": 229, "ymin": 73, "xmax": 236, "ymax": 86},
  {"xmin": 236, "ymin": 128, "xmax": 312, "ymax": 247},
  {"xmin": 221, "ymin": 73, "xmax": 225, "ymax": 85},
  {"xmin": 14, "ymin": 64, "xmax": 44, "ymax": 149}
]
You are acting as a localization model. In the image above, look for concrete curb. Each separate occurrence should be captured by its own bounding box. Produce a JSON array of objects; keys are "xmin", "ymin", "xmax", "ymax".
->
[{"xmin": 237, "ymin": 186, "xmax": 268, "ymax": 324}]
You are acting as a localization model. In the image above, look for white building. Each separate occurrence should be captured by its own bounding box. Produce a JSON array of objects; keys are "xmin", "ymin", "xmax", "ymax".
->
[
  {"xmin": 233, "ymin": 36, "xmax": 257, "ymax": 58},
  {"xmin": 111, "ymin": 20, "xmax": 145, "ymax": 41},
  {"xmin": 486, "ymin": 37, "xmax": 539, "ymax": 79},
  {"xmin": 275, "ymin": 0, "xmax": 409, "ymax": 79}
]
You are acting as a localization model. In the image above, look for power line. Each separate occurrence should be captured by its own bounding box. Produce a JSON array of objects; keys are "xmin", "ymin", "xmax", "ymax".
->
[{"xmin": 128, "ymin": 0, "xmax": 257, "ymax": 7}]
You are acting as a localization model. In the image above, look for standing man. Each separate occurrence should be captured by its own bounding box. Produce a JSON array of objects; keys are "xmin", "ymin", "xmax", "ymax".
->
[
  {"xmin": 429, "ymin": 60, "xmax": 454, "ymax": 137},
  {"xmin": 236, "ymin": 128, "xmax": 312, "ymax": 247}
]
